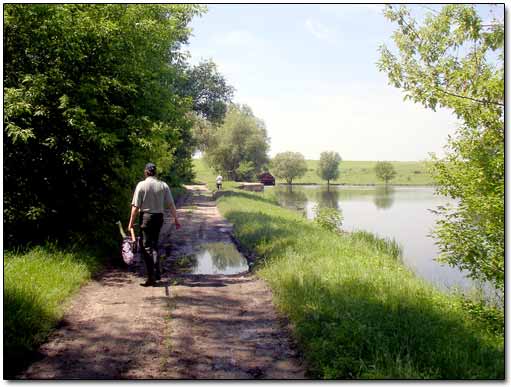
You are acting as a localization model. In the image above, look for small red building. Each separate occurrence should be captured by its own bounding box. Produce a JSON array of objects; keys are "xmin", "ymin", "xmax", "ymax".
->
[{"xmin": 258, "ymin": 172, "xmax": 275, "ymax": 185}]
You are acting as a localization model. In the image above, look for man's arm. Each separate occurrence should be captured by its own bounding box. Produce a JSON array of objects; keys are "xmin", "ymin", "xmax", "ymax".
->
[
  {"xmin": 168, "ymin": 203, "xmax": 181, "ymax": 229},
  {"xmin": 128, "ymin": 205, "xmax": 139, "ymax": 233},
  {"xmin": 129, "ymin": 182, "xmax": 143, "ymax": 233}
]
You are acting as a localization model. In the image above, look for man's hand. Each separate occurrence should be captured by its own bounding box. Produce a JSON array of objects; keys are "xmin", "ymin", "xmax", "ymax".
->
[{"xmin": 175, "ymin": 220, "xmax": 181, "ymax": 230}]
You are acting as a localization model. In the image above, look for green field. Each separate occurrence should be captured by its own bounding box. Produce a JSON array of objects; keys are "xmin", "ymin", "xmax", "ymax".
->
[
  {"xmin": 192, "ymin": 158, "xmax": 434, "ymax": 186},
  {"xmin": 294, "ymin": 160, "xmax": 434, "ymax": 185},
  {"xmin": 216, "ymin": 190, "xmax": 504, "ymax": 379}
]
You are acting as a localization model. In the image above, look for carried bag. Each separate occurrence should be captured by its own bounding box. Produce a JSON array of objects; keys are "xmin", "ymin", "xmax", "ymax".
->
[{"xmin": 117, "ymin": 221, "xmax": 141, "ymax": 265}]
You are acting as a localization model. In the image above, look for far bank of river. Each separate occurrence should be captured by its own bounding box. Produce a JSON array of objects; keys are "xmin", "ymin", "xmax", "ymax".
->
[
  {"xmin": 277, "ymin": 182, "xmax": 435, "ymax": 187},
  {"xmin": 263, "ymin": 184, "xmax": 497, "ymax": 302}
]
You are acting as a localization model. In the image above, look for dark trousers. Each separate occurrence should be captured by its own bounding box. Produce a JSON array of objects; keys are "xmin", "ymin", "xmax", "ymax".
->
[{"xmin": 139, "ymin": 212, "xmax": 164, "ymax": 282}]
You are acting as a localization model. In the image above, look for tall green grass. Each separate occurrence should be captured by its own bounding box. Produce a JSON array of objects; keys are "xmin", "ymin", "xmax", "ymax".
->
[
  {"xmin": 217, "ymin": 191, "xmax": 503, "ymax": 379},
  {"xmin": 4, "ymin": 245, "xmax": 103, "ymax": 378}
]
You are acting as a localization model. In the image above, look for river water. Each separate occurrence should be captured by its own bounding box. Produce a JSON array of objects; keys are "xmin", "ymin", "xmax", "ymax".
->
[{"xmin": 265, "ymin": 185, "xmax": 495, "ymax": 299}]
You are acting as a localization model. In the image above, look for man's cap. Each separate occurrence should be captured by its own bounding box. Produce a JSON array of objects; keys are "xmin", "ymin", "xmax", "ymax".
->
[{"xmin": 145, "ymin": 162, "xmax": 156, "ymax": 172}]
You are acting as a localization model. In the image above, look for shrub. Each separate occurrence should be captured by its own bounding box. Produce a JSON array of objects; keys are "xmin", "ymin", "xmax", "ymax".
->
[{"xmin": 313, "ymin": 205, "xmax": 343, "ymax": 233}]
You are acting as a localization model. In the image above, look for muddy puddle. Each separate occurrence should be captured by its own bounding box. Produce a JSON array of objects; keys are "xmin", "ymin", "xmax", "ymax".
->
[{"xmin": 188, "ymin": 242, "xmax": 249, "ymax": 275}]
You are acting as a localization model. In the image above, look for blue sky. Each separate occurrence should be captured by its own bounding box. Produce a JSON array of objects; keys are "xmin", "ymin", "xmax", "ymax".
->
[{"xmin": 186, "ymin": 4, "xmax": 503, "ymax": 161}]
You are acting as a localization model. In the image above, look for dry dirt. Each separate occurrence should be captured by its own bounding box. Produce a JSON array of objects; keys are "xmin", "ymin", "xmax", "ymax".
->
[{"xmin": 20, "ymin": 185, "xmax": 305, "ymax": 379}]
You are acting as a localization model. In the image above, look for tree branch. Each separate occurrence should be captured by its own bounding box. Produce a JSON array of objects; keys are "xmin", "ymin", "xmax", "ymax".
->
[
  {"xmin": 480, "ymin": 23, "xmax": 503, "ymax": 27},
  {"xmin": 397, "ymin": 14, "xmax": 424, "ymax": 48},
  {"xmin": 435, "ymin": 87, "xmax": 504, "ymax": 107},
  {"xmin": 419, "ymin": 5, "xmax": 439, "ymax": 15}
]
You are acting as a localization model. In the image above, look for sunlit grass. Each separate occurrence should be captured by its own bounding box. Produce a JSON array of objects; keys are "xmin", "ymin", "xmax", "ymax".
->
[
  {"xmin": 217, "ymin": 191, "xmax": 503, "ymax": 379},
  {"xmin": 191, "ymin": 157, "xmax": 239, "ymax": 190},
  {"xmin": 292, "ymin": 160, "xmax": 434, "ymax": 185},
  {"xmin": 4, "ymin": 246, "xmax": 103, "ymax": 378}
]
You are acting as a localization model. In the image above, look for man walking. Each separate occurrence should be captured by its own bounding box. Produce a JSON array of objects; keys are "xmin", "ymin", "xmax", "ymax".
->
[
  {"xmin": 128, "ymin": 163, "xmax": 181, "ymax": 287},
  {"xmin": 216, "ymin": 174, "xmax": 223, "ymax": 191}
]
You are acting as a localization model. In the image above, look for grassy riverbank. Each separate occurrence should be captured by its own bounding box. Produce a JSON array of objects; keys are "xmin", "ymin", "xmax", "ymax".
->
[
  {"xmin": 4, "ymin": 246, "xmax": 104, "ymax": 378},
  {"xmin": 216, "ymin": 190, "xmax": 503, "ymax": 379},
  {"xmin": 192, "ymin": 158, "xmax": 434, "ymax": 186}
]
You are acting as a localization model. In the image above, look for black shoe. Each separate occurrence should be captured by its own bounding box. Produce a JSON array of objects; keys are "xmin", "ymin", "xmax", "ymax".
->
[
  {"xmin": 140, "ymin": 280, "xmax": 156, "ymax": 287},
  {"xmin": 155, "ymin": 274, "xmax": 161, "ymax": 281}
]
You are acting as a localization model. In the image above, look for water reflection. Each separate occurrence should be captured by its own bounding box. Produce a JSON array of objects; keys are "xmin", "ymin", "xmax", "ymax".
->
[
  {"xmin": 274, "ymin": 185, "xmax": 308, "ymax": 212},
  {"xmin": 373, "ymin": 186, "xmax": 395, "ymax": 210},
  {"xmin": 275, "ymin": 185, "xmax": 394, "ymax": 211},
  {"xmin": 190, "ymin": 242, "xmax": 248, "ymax": 275},
  {"xmin": 313, "ymin": 186, "xmax": 340, "ymax": 210}
]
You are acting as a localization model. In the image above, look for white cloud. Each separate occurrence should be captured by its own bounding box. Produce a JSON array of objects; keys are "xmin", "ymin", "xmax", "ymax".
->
[{"xmin": 305, "ymin": 19, "xmax": 331, "ymax": 40}]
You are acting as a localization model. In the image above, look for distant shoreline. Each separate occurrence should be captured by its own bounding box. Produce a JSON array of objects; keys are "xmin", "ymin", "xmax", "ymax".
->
[{"xmin": 273, "ymin": 182, "xmax": 435, "ymax": 187}]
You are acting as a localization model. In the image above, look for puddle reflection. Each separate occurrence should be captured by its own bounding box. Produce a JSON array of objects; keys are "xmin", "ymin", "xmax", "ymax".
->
[{"xmin": 190, "ymin": 242, "xmax": 249, "ymax": 275}]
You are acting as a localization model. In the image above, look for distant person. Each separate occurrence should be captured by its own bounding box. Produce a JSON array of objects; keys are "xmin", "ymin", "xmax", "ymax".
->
[
  {"xmin": 128, "ymin": 163, "xmax": 181, "ymax": 287},
  {"xmin": 216, "ymin": 175, "xmax": 223, "ymax": 191}
]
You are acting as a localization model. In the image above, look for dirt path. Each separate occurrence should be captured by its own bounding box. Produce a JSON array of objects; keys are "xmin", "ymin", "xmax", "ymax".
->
[{"xmin": 21, "ymin": 185, "xmax": 304, "ymax": 379}]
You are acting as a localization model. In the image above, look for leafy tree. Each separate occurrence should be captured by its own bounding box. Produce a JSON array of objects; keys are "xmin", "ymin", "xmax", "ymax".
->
[
  {"xmin": 190, "ymin": 113, "xmax": 215, "ymax": 153},
  {"xmin": 317, "ymin": 151, "xmax": 342, "ymax": 186},
  {"xmin": 374, "ymin": 161, "xmax": 397, "ymax": 185},
  {"xmin": 186, "ymin": 61, "xmax": 234, "ymax": 153},
  {"xmin": 4, "ymin": 4, "xmax": 204, "ymax": 247},
  {"xmin": 235, "ymin": 160, "xmax": 256, "ymax": 182},
  {"xmin": 204, "ymin": 104, "xmax": 270, "ymax": 180},
  {"xmin": 378, "ymin": 5, "xmax": 504, "ymax": 289},
  {"xmin": 183, "ymin": 60, "xmax": 235, "ymax": 125},
  {"xmin": 271, "ymin": 152, "xmax": 307, "ymax": 185}
]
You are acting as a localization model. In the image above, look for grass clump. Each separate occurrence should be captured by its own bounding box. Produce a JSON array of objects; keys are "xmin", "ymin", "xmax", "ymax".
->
[
  {"xmin": 216, "ymin": 190, "xmax": 503, "ymax": 379},
  {"xmin": 4, "ymin": 245, "xmax": 103, "ymax": 378},
  {"xmin": 350, "ymin": 230, "xmax": 403, "ymax": 260}
]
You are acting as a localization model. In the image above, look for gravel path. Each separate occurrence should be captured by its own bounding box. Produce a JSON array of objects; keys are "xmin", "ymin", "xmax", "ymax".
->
[{"xmin": 21, "ymin": 185, "xmax": 304, "ymax": 379}]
